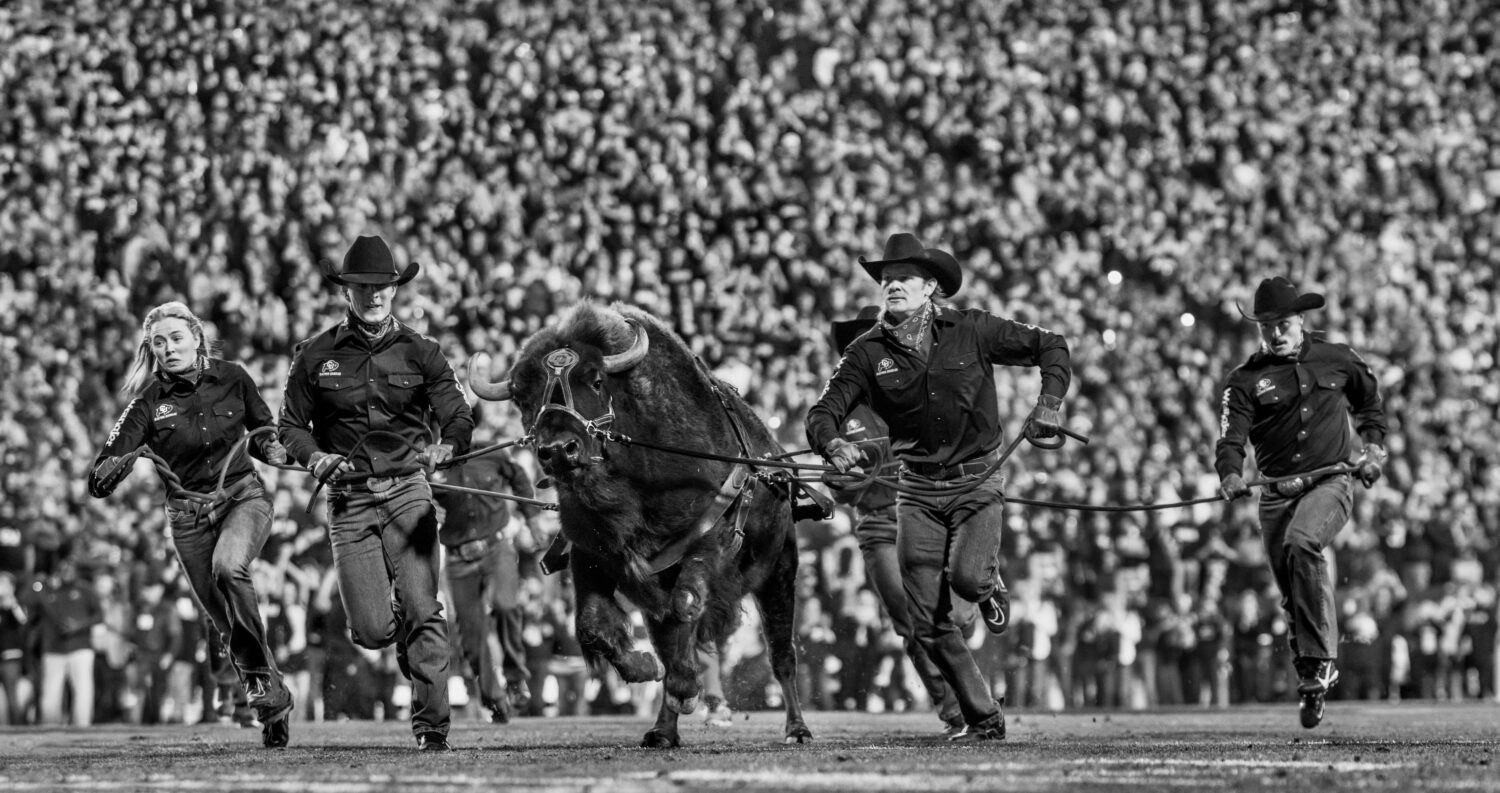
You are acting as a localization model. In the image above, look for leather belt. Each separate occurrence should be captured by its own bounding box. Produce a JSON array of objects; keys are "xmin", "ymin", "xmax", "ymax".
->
[
  {"xmin": 331, "ymin": 471, "xmax": 422, "ymax": 495},
  {"xmin": 448, "ymin": 537, "xmax": 495, "ymax": 562},
  {"xmin": 901, "ymin": 450, "xmax": 1000, "ymax": 481},
  {"xmin": 1270, "ymin": 470, "xmax": 1344, "ymax": 498}
]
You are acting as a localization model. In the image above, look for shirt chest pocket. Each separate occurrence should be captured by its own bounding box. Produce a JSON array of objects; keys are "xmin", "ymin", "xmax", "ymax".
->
[
  {"xmin": 211, "ymin": 401, "xmax": 245, "ymax": 427},
  {"xmin": 1316, "ymin": 372, "xmax": 1348, "ymax": 391},
  {"xmin": 384, "ymin": 372, "xmax": 423, "ymax": 408},
  {"xmin": 933, "ymin": 351, "xmax": 980, "ymax": 389},
  {"xmin": 1252, "ymin": 372, "xmax": 1299, "ymax": 406}
]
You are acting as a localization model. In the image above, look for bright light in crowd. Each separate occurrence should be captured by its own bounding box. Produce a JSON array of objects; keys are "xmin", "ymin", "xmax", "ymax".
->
[
  {"xmin": 1180, "ymin": 312, "xmax": 1196, "ymax": 328},
  {"xmin": 1102, "ymin": 328, "xmax": 1117, "ymax": 346},
  {"xmin": 1107, "ymin": 270, "xmax": 1122, "ymax": 285}
]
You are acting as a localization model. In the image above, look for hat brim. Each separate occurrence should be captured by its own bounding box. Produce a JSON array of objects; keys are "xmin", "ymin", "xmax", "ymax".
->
[
  {"xmin": 832, "ymin": 317, "xmax": 878, "ymax": 352},
  {"xmin": 1237, "ymin": 292, "xmax": 1324, "ymax": 322},
  {"xmin": 322, "ymin": 261, "xmax": 421, "ymax": 287},
  {"xmin": 858, "ymin": 255, "xmax": 961, "ymax": 297}
]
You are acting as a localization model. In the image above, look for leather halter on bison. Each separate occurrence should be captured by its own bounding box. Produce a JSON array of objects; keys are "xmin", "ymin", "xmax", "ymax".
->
[{"xmin": 469, "ymin": 302, "xmax": 811, "ymax": 748}]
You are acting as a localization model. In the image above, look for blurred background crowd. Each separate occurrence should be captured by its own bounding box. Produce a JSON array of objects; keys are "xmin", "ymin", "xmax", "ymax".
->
[{"xmin": 1, "ymin": 0, "xmax": 1498, "ymax": 727}]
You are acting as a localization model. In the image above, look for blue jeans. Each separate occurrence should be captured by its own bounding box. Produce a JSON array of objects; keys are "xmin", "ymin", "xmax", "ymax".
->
[
  {"xmin": 896, "ymin": 471, "xmax": 1006, "ymax": 728},
  {"xmin": 855, "ymin": 506, "xmax": 963, "ymax": 725},
  {"xmin": 1258, "ymin": 473, "xmax": 1353, "ymax": 661},
  {"xmin": 327, "ymin": 473, "xmax": 450, "ymax": 736},
  {"xmin": 167, "ymin": 476, "xmax": 275, "ymax": 677}
]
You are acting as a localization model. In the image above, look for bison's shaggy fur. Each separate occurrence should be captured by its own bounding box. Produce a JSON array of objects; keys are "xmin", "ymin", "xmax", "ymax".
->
[{"xmin": 495, "ymin": 301, "xmax": 810, "ymax": 748}]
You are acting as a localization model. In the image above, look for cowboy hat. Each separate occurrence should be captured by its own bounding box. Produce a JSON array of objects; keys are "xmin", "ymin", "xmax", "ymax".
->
[
  {"xmin": 1237, "ymin": 276, "xmax": 1324, "ymax": 322},
  {"xmin": 858, "ymin": 233, "xmax": 963, "ymax": 297},
  {"xmin": 321, "ymin": 235, "xmax": 420, "ymax": 287},
  {"xmin": 832, "ymin": 305, "xmax": 882, "ymax": 352}
]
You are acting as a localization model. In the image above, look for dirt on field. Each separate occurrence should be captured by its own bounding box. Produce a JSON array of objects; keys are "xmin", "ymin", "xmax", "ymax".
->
[{"xmin": 1, "ymin": 703, "xmax": 1498, "ymax": 792}]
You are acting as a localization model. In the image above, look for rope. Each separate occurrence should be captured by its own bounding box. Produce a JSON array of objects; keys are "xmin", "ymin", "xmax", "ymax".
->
[
  {"xmin": 143, "ymin": 426, "xmax": 555, "ymax": 513},
  {"xmin": 1005, "ymin": 464, "xmax": 1361, "ymax": 513}
]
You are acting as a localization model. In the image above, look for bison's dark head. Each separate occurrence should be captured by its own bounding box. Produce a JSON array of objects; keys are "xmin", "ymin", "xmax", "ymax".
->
[{"xmin": 469, "ymin": 306, "xmax": 649, "ymax": 483}]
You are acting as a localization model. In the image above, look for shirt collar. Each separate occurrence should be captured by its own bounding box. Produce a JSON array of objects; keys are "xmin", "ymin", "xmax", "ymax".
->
[
  {"xmin": 334, "ymin": 317, "xmax": 410, "ymax": 346},
  {"xmin": 156, "ymin": 359, "xmax": 221, "ymax": 394}
]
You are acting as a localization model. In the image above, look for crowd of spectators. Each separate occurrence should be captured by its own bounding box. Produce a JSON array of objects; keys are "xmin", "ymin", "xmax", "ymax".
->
[{"xmin": 1, "ymin": 0, "xmax": 1498, "ymax": 725}]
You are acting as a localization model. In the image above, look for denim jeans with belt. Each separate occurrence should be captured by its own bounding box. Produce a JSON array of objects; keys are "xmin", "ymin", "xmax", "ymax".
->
[
  {"xmin": 167, "ymin": 476, "xmax": 275, "ymax": 678},
  {"xmin": 328, "ymin": 473, "xmax": 450, "ymax": 736},
  {"xmin": 1258, "ymin": 473, "xmax": 1353, "ymax": 661},
  {"xmin": 896, "ymin": 470, "xmax": 1006, "ymax": 728}
]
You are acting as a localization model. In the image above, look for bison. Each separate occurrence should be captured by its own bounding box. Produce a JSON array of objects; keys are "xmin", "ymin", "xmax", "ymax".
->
[{"xmin": 469, "ymin": 302, "xmax": 811, "ymax": 748}]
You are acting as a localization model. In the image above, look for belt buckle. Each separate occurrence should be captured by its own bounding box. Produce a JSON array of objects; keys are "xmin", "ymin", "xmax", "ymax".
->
[
  {"xmin": 1273, "ymin": 477, "xmax": 1307, "ymax": 497},
  {"xmin": 366, "ymin": 476, "xmax": 395, "ymax": 494}
]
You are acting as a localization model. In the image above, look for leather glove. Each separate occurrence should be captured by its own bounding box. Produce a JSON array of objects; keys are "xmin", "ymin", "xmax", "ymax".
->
[
  {"xmin": 1358, "ymin": 443, "xmax": 1387, "ymax": 489},
  {"xmin": 824, "ymin": 437, "xmax": 867, "ymax": 474},
  {"xmin": 309, "ymin": 451, "xmax": 351, "ymax": 481},
  {"xmin": 416, "ymin": 443, "xmax": 455, "ymax": 473},
  {"xmin": 93, "ymin": 449, "xmax": 142, "ymax": 491},
  {"xmin": 1025, "ymin": 394, "xmax": 1064, "ymax": 439},
  {"xmin": 260, "ymin": 437, "xmax": 289, "ymax": 466},
  {"xmin": 1219, "ymin": 473, "xmax": 1251, "ymax": 501}
]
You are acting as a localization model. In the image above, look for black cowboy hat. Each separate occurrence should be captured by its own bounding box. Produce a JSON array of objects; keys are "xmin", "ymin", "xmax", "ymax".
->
[
  {"xmin": 321, "ymin": 235, "xmax": 420, "ymax": 287},
  {"xmin": 832, "ymin": 305, "xmax": 882, "ymax": 351},
  {"xmin": 1237, "ymin": 276, "xmax": 1325, "ymax": 322},
  {"xmin": 858, "ymin": 233, "xmax": 963, "ymax": 297}
]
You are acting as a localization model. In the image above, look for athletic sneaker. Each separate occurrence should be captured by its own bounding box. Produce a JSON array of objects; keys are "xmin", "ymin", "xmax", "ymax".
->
[
  {"xmin": 417, "ymin": 732, "xmax": 452, "ymax": 752},
  {"xmin": 947, "ymin": 716, "xmax": 1006, "ymax": 742},
  {"xmin": 1295, "ymin": 659, "xmax": 1338, "ymax": 730},
  {"xmin": 978, "ymin": 588, "xmax": 1011, "ymax": 635},
  {"xmin": 246, "ymin": 675, "xmax": 295, "ymax": 725},
  {"xmin": 262, "ymin": 715, "xmax": 291, "ymax": 749},
  {"xmin": 1296, "ymin": 659, "xmax": 1339, "ymax": 696}
]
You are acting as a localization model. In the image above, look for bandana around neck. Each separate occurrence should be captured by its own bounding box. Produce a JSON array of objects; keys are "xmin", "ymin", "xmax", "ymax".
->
[
  {"xmin": 346, "ymin": 310, "xmax": 396, "ymax": 342},
  {"xmin": 885, "ymin": 302, "xmax": 933, "ymax": 355}
]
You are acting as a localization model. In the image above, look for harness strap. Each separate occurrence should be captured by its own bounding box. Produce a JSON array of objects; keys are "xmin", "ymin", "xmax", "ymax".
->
[{"xmin": 646, "ymin": 464, "xmax": 751, "ymax": 575}]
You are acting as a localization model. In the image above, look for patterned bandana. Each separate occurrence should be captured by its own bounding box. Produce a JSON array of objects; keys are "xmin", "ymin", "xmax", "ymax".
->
[
  {"xmin": 346, "ymin": 310, "xmax": 396, "ymax": 343},
  {"xmin": 884, "ymin": 302, "xmax": 934, "ymax": 357}
]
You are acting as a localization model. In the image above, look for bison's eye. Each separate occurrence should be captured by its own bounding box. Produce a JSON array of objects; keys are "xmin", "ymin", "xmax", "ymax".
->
[{"xmin": 589, "ymin": 372, "xmax": 605, "ymax": 392}]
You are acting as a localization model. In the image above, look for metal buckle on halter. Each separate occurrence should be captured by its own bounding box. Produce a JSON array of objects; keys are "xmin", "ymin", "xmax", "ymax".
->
[{"xmin": 530, "ymin": 347, "xmax": 615, "ymax": 440}]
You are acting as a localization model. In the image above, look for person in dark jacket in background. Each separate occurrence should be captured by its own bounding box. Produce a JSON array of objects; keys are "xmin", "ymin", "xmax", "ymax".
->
[
  {"xmin": 806, "ymin": 233, "xmax": 1072, "ymax": 741},
  {"xmin": 435, "ymin": 434, "xmax": 545, "ymax": 723},
  {"xmin": 88, "ymin": 300, "xmax": 293, "ymax": 746},
  {"xmin": 1216, "ymin": 276, "xmax": 1388, "ymax": 729},
  {"xmin": 279, "ymin": 235, "xmax": 473, "ymax": 751}
]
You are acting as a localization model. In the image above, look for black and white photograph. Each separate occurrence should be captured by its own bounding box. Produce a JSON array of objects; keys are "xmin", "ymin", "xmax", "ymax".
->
[{"xmin": 0, "ymin": 1, "xmax": 1497, "ymax": 790}]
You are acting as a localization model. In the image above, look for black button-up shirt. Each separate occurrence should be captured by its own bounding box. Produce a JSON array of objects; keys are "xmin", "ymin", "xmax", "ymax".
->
[
  {"xmin": 435, "ymin": 449, "xmax": 539, "ymax": 547},
  {"xmin": 806, "ymin": 305, "xmax": 1072, "ymax": 468},
  {"xmin": 279, "ymin": 319, "xmax": 473, "ymax": 476},
  {"xmin": 89, "ymin": 359, "xmax": 275, "ymax": 496},
  {"xmin": 1215, "ymin": 332, "xmax": 1386, "ymax": 479}
]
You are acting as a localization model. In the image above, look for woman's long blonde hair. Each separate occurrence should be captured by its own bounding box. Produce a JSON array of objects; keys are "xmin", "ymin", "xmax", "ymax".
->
[{"xmin": 121, "ymin": 301, "xmax": 210, "ymax": 399}]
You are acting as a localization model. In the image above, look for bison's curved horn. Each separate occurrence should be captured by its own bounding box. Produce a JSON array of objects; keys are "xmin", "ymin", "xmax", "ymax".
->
[
  {"xmin": 466, "ymin": 352, "xmax": 513, "ymax": 402},
  {"xmin": 602, "ymin": 320, "xmax": 650, "ymax": 373}
]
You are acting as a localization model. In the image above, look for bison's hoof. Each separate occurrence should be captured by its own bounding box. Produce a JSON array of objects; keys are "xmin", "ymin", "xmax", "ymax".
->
[
  {"xmin": 641, "ymin": 729, "xmax": 681, "ymax": 749},
  {"xmin": 667, "ymin": 693, "xmax": 700, "ymax": 715},
  {"xmin": 618, "ymin": 651, "xmax": 665, "ymax": 683},
  {"xmin": 670, "ymin": 587, "xmax": 704, "ymax": 622},
  {"xmin": 784, "ymin": 722, "xmax": 813, "ymax": 744}
]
